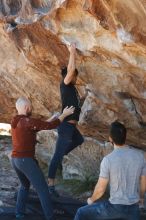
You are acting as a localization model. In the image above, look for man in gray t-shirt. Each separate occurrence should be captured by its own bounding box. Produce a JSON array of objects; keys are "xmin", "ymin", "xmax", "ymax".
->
[{"xmin": 74, "ymin": 121, "xmax": 146, "ymax": 220}]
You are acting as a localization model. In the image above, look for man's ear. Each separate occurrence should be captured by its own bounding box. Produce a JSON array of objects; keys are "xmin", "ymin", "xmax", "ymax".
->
[
  {"xmin": 24, "ymin": 105, "xmax": 28, "ymax": 112},
  {"xmin": 109, "ymin": 136, "xmax": 113, "ymax": 144}
]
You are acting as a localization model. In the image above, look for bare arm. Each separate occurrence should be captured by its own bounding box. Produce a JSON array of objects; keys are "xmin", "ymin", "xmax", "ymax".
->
[
  {"xmin": 47, "ymin": 112, "xmax": 60, "ymax": 122},
  {"xmin": 47, "ymin": 107, "xmax": 75, "ymax": 123},
  {"xmin": 87, "ymin": 177, "xmax": 109, "ymax": 205},
  {"xmin": 139, "ymin": 152, "xmax": 146, "ymax": 207},
  {"xmin": 139, "ymin": 175, "xmax": 146, "ymax": 207},
  {"xmin": 64, "ymin": 44, "xmax": 76, "ymax": 85},
  {"xmin": 28, "ymin": 107, "xmax": 74, "ymax": 131}
]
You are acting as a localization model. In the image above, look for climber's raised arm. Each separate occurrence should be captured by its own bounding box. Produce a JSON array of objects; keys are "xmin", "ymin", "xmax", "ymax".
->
[{"xmin": 64, "ymin": 44, "xmax": 77, "ymax": 85}]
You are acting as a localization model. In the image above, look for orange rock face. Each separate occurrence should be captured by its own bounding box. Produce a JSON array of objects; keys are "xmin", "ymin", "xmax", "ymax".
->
[{"xmin": 1, "ymin": 0, "xmax": 146, "ymax": 149}]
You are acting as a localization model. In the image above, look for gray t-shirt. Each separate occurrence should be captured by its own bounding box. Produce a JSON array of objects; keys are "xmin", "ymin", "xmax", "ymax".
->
[{"xmin": 99, "ymin": 146, "xmax": 146, "ymax": 205}]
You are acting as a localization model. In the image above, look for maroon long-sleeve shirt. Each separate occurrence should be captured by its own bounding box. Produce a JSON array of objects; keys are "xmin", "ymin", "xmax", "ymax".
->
[{"xmin": 11, "ymin": 115, "xmax": 60, "ymax": 158}]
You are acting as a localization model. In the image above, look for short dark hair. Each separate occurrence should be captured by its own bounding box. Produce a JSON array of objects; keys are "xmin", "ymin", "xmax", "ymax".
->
[
  {"xmin": 109, "ymin": 121, "xmax": 127, "ymax": 145},
  {"xmin": 61, "ymin": 67, "xmax": 78, "ymax": 78}
]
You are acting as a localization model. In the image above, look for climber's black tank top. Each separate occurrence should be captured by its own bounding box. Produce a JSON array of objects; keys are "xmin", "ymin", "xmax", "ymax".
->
[{"xmin": 60, "ymin": 81, "xmax": 81, "ymax": 121}]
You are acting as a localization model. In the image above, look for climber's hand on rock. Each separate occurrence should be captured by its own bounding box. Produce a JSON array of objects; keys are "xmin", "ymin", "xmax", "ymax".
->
[{"xmin": 68, "ymin": 43, "xmax": 76, "ymax": 54}]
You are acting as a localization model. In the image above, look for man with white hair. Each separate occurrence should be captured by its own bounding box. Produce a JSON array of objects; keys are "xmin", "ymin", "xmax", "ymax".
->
[{"xmin": 11, "ymin": 97, "xmax": 74, "ymax": 220}]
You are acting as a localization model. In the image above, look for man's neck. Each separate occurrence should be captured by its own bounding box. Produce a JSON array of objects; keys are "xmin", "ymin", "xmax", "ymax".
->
[
  {"xmin": 18, "ymin": 112, "xmax": 27, "ymax": 116},
  {"xmin": 114, "ymin": 144, "xmax": 126, "ymax": 149}
]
